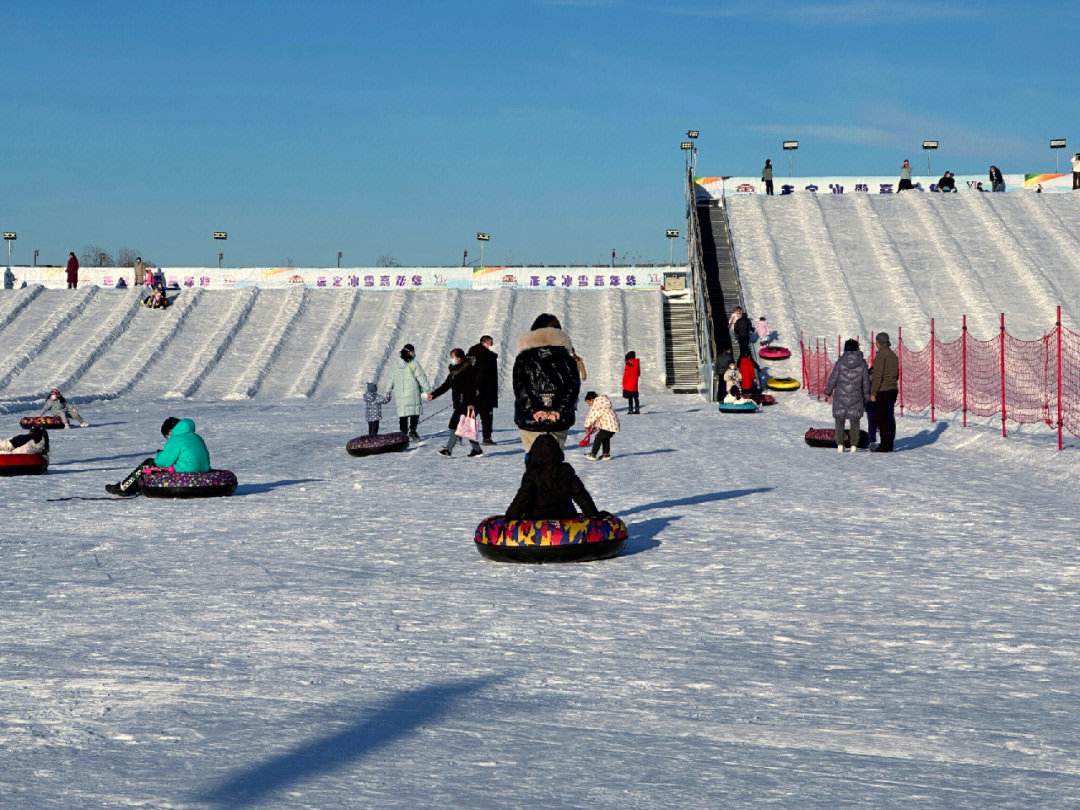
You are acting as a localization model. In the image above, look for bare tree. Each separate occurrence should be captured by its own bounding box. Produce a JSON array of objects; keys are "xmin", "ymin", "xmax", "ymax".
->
[
  {"xmin": 376, "ymin": 255, "xmax": 401, "ymax": 268},
  {"xmin": 80, "ymin": 245, "xmax": 114, "ymax": 267},
  {"xmin": 116, "ymin": 248, "xmax": 149, "ymax": 267}
]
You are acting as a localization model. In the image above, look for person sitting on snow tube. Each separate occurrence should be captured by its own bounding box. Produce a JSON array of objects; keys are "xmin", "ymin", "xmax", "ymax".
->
[
  {"xmin": 41, "ymin": 388, "xmax": 88, "ymax": 428},
  {"xmin": 106, "ymin": 417, "xmax": 211, "ymax": 497},
  {"xmin": 0, "ymin": 427, "xmax": 50, "ymax": 460},
  {"xmin": 506, "ymin": 433, "xmax": 599, "ymax": 520}
]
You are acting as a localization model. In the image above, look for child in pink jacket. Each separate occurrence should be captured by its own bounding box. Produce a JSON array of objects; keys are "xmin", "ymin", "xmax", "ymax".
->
[
  {"xmin": 755, "ymin": 316, "xmax": 770, "ymax": 346},
  {"xmin": 582, "ymin": 391, "xmax": 620, "ymax": 461}
]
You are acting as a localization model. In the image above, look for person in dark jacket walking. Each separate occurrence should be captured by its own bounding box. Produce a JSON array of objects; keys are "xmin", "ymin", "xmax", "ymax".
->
[
  {"xmin": 512, "ymin": 313, "xmax": 580, "ymax": 452},
  {"xmin": 762, "ymin": 159, "xmax": 774, "ymax": 196},
  {"xmin": 989, "ymin": 165, "xmax": 1006, "ymax": 192},
  {"xmin": 427, "ymin": 348, "xmax": 483, "ymax": 457},
  {"xmin": 825, "ymin": 339, "xmax": 871, "ymax": 452},
  {"xmin": 466, "ymin": 335, "xmax": 499, "ymax": 445},
  {"xmin": 732, "ymin": 310, "xmax": 753, "ymax": 358},
  {"xmin": 65, "ymin": 252, "xmax": 79, "ymax": 289},
  {"xmin": 870, "ymin": 332, "xmax": 900, "ymax": 452},
  {"xmin": 505, "ymin": 433, "xmax": 599, "ymax": 519}
]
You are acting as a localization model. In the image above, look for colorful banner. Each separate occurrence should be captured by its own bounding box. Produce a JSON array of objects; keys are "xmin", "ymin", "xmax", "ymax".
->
[
  {"xmin": 1023, "ymin": 172, "xmax": 1076, "ymax": 192},
  {"xmin": 695, "ymin": 173, "xmax": 1041, "ymax": 202},
  {"xmin": 6, "ymin": 265, "xmax": 675, "ymax": 291}
]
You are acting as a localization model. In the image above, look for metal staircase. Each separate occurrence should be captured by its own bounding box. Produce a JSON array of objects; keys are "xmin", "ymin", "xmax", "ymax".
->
[
  {"xmin": 663, "ymin": 293, "xmax": 701, "ymax": 393},
  {"xmin": 697, "ymin": 203, "xmax": 745, "ymax": 356}
]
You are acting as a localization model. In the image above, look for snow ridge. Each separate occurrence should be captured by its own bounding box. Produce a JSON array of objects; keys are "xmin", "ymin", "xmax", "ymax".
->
[
  {"xmin": 348, "ymin": 290, "xmax": 412, "ymax": 398},
  {"xmin": 287, "ymin": 289, "xmax": 361, "ymax": 399},
  {"xmin": 225, "ymin": 289, "xmax": 308, "ymax": 400},
  {"xmin": 49, "ymin": 290, "xmax": 144, "ymax": 395},
  {"xmin": 0, "ymin": 288, "xmax": 99, "ymax": 391},
  {"xmin": 799, "ymin": 195, "xmax": 867, "ymax": 339},
  {"xmin": 485, "ymin": 288, "xmax": 517, "ymax": 395},
  {"xmin": 1018, "ymin": 195, "xmax": 1080, "ymax": 278},
  {"xmin": 733, "ymin": 196, "xmax": 801, "ymax": 348},
  {"xmin": 164, "ymin": 289, "xmax": 259, "ymax": 399},
  {"xmin": 0, "ymin": 285, "xmax": 45, "ymax": 335}
]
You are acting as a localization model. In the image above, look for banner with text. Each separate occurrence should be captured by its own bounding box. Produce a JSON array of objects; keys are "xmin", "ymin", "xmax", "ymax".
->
[{"xmin": 695, "ymin": 173, "xmax": 1040, "ymax": 202}]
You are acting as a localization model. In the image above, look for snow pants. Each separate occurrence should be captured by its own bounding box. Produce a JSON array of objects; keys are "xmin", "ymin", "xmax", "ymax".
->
[{"xmin": 874, "ymin": 390, "xmax": 898, "ymax": 452}]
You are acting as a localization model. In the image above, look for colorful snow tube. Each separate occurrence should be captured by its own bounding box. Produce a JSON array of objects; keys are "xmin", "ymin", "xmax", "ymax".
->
[
  {"xmin": 474, "ymin": 514, "xmax": 629, "ymax": 563},
  {"xmin": 140, "ymin": 468, "xmax": 238, "ymax": 498},
  {"xmin": 758, "ymin": 346, "xmax": 791, "ymax": 361},
  {"xmin": 718, "ymin": 401, "xmax": 758, "ymax": 413},
  {"xmin": 0, "ymin": 453, "xmax": 48, "ymax": 476},
  {"xmin": 346, "ymin": 431, "xmax": 409, "ymax": 457},
  {"xmin": 747, "ymin": 392, "xmax": 776, "ymax": 406},
  {"xmin": 766, "ymin": 377, "xmax": 801, "ymax": 391},
  {"xmin": 804, "ymin": 427, "xmax": 870, "ymax": 449},
  {"xmin": 19, "ymin": 416, "xmax": 64, "ymax": 429}
]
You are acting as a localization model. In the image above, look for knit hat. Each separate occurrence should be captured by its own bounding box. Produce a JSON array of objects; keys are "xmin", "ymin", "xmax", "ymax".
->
[{"xmin": 876, "ymin": 332, "xmax": 891, "ymax": 347}]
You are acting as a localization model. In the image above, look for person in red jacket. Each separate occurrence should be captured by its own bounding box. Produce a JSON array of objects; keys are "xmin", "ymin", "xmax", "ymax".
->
[
  {"xmin": 622, "ymin": 351, "xmax": 641, "ymax": 414},
  {"xmin": 65, "ymin": 252, "xmax": 79, "ymax": 289},
  {"xmin": 738, "ymin": 354, "xmax": 760, "ymax": 393}
]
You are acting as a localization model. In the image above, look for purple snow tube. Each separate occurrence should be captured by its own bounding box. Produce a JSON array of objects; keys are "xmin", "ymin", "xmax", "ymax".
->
[
  {"xmin": 141, "ymin": 469, "xmax": 238, "ymax": 498},
  {"xmin": 346, "ymin": 432, "xmax": 410, "ymax": 457}
]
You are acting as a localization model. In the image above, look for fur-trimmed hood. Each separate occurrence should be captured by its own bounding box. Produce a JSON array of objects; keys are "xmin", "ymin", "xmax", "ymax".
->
[{"xmin": 517, "ymin": 327, "xmax": 574, "ymax": 353}]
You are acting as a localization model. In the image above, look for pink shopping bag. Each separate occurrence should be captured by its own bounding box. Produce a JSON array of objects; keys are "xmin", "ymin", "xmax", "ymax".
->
[{"xmin": 455, "ymin": 415, "xmax": 478, "ymax": 441}]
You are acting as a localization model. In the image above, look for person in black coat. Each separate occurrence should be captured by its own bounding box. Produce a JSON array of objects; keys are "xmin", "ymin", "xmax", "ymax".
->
[
  {"xmin": 513, "ymin": 313, "xmax": 581, "ymax": 452},
  {"xmin": 732, "ymin": 311, "xmax": 753, "ymax": 358},
  {"xmin": 467, "ymin": 335, "xmax": 499, "ymax": 445},
  {"xmin": 505, "ymin": 434, "xmax": 599, "ymax": 519},
  {"xmin": 427, "ymin": 348, "xmax": 483, "ymax": 457}
]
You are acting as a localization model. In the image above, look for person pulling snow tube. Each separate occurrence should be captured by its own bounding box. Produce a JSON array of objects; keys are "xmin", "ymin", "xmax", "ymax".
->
[
  {"xmin": 766, "ymin": 377, "xmax": 801, "ymax": 391},
  {"xmin": 0, "ymin": 453, "xmax": 48, "ymax": 476},
  {"xmin": 345, "ymin": 431, "xmax": 410, "ymax": 457},
  {"xmin": 804, "ymin": 427, "xmax": 870, "ymax": 449},
  {"xmin": 140, "ymin": 468, "xmax": 238, "ymax": 498},
  {"xmin": 718, "ymin": 401, "xmax": 758, "ymax": 413},
  {"xmin": 758, "ymin": 346, "xmax": 791, "ymax": 361},
  {"xmin": 474, "ymin": 513, "xmax": 628, "ymax": 563},
  {"xmin": 746, "ymin": 392, "xmax": 776, "ymax": 406},
  {"xmin": 19, "ymin": 416, "xmax": 64, "ymax": 430}
]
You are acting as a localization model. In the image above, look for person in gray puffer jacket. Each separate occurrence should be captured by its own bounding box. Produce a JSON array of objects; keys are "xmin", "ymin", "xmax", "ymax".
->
[
  {"xmin": 363, "ymin": 381, "xmax": 392, "ymax": 436},
  {"xmin": 825, "ymin": 338, "xmax": 870, "ymax": 452}
]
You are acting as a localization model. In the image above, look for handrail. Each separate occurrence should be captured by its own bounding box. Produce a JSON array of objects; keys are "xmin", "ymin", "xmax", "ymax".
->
[{"xmin": 684, "ymin": 169, "xmax": 720, "ymax": 399}]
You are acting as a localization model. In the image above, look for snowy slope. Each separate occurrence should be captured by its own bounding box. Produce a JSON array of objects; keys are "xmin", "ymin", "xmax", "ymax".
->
[
  {"xmin": 2, "ymin": 394, "xmax": 1079, "ymax": 808},
  {"xmin": 0, "ymin": 289, "xmax": 665, "ymax": 407},
  {"xmin": 727, "ymin": 194, "xmax": 1080, "ymax": 351}
]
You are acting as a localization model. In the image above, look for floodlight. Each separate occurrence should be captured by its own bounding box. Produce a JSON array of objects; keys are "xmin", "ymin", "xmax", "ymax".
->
[
  {"xmin": 476, "ymin": 232, "xmax": 491, "ymax": 241},
  {"xmin": 686, "ymin": 130, "xmax": 700, "ymax": 139},
  {"xmin": 1050, "ymin": 138, "xmax": 1067, "ymax": 149},
  {"xmin": 922, "ymin": 140, "xmax": 940, "ymax": 150},
  {"xmin": 680, "ymin": 142, "xmax": 694, "ymax": 151},
  {"xmin": 665, "ymin": 229, "xmax": 680, "ymax": 238},
  {"xmin": 782, "ymin": 140, "xmax": 799, "ymax": 150},
  {"xmin": 2, "ymin": 232, "xmax": 16, "ymax": 240},
  {"xmin": 213, "ymin": 231, "xmax": 228, "ymax": 240}
]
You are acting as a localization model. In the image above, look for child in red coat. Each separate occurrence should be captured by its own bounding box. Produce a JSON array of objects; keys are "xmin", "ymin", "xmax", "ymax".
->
[
  {"xmin": 738, "ymin": 354, "xmax": 760, "ymax": 393},
  {"xmin": 622, "ymin": 351, "xmax": 641, "ymax": 414}
]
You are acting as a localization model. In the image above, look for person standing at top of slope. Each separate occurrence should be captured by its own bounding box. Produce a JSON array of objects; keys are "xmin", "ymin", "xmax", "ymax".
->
[
  {"xmin": 1072, "ymin": 153, "xmax": 1080, "ymax": 191},
  {"xmin": 466, "ymin": 335, "xmax": 499, "ymax": 445},
  {"xmin": 513, "ymin": 313, "xmax": 580, "ymax": 453},
  {"xmin": 65, "ymin": 252, "xmax": 79, "ymax": 289},
  {"xmin": 732, "ymin": 309, "xmax": 753, "ymax": 358},
  {"xmin": 989, "ymin": 165, "xmax": 1006, "ymax": 192},
  {"xmin": 869, "ymin": 332, "xmax": 900, "ymax": 453},
  {"xmin": 825, "ymin": 339, "xmax": 871, "ymax": 453},
  {"xmin": 386, "ymin": 343, "xmax": 430, "ymax": 441},
  {"xmin": 762, "ymin": 159, "xmax": 774, "ymax": 196},
  {"xmin": 898, "ymin": 159, "xmax": 913, "ymax": 192},
  {"xmin": 133, "ymin": 256, "xmax": 145, "ymax": 290}
]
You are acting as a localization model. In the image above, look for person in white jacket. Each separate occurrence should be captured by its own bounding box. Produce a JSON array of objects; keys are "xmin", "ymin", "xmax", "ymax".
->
[
  {"xmin": 1072, "ymin": 153, "xmax": 1080, "ymax": 191},
  {"xmin": 0, "ymin": 427, "xmax": 49, "ymax": 458},
  {"xmin": 582, "ymin": 391, "xmax": 620, "ymax": 461}
]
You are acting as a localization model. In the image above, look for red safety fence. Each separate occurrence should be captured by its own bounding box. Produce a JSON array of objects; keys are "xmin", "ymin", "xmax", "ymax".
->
[{"xmin": 800, "ymin": 307, "xmax": 1080, "ymax": 450}]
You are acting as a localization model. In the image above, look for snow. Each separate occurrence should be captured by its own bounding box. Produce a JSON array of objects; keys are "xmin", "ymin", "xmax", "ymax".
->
[{"xmin": 2, "ymin": 394, "xmax": 1080, "ymax": 807}]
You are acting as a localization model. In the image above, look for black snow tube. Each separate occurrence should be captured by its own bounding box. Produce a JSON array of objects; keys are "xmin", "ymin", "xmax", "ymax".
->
[
  {"xmin": 804, "ymin": 427, "xmax": 870, "ymax": 449},
  {"xmin": 141, "ymin": 469, "xmax": 238, "ymax": 498},
  {"xmin": 20, "ymin": 416, "xmax": 64, "ymax": 429},
  {"xmin": 474, "ymin": 514, "xmax": 629, "ymax": 563},
  {"xmin": 346, "ymin": 432, "xmax": 410, "ymax": 457},
  {"xmin": 0, "ymin": 453, "xmax": 48, "ymax": 476}
]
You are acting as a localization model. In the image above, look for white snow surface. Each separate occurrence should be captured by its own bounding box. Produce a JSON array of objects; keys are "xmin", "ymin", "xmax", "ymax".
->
[{"xmin": 3, "ymin": 391, "xmax": 1080, "ymax": 808}]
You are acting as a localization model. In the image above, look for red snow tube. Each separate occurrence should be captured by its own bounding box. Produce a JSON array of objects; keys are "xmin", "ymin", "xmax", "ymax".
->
[
  {"xmin": 804, "ymin": 427, "xmax": 870, "ymax": 449},
  {"xmin": 474, "ymin": 514, "xmax": 629, "ymax": 563},
  {"xmin": 346, "ymin": 432, "xmax": 410, "ymax": 457},
  {"xmin": 0, "ymin": 453, "xmax": 48, "ymax": 476},
  {"xmin": 759, "ymin": 346, "xmax": 791, "ymax": 361},
  {"xmin": 19, "ymin": 416, "xmax": 64, "ymax": 429},
  {"xmin": 141, "ymin": 469, "xmax": 238, "ymax": 498},
  {"xmin": 746, "ymin": 392, "xmax": 777, "ymax": 406}
]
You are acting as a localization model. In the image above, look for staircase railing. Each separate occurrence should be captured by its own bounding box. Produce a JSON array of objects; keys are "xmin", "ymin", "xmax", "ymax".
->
[{"xmin": 685, "ymin": 169, "xmax": 720, "ymax": 400}]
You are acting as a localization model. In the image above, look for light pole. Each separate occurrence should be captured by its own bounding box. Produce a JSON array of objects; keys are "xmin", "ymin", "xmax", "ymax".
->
[
  {"xmin": 680, "ymin": 141, "xmax": 695, "ymax": 175},
  {"xmin": 3, "ymin": 232, "xmax": 15, "ymax": 275},
  {"xmin": 665, "ymin": 228, "xmax": 680, "ymax": 265},
  {"xmin": 686, "ymin": 129, "xmax": 699, "ymax": 173},
  {"xmin": 1050, "ymin": 138, "xmax": 1068, "ymax": 173},
  {"xmin": 213, "ymin": 231, "xmax": 227, "ymax": 269},
  {"xmin": 922, "ymin": 140, "xmax": 939, "ymax": 177},
  {"xmin": 33, "ymin": 249, "xmax": 39, "ymax": 267},
  {"xmin": 337, "ymin": 250, "xmax": 343, "ymax": 269},
  {"xmin": 476, "ymin": 232, "xmax": 491, "ymax": 266},
  {"xmin": 99, "ymin": 252, "xmax": 106, "ymax": 267},
  {"xmin": 783, "ymin": 140, "xmax": 799, "ymax": 177}
]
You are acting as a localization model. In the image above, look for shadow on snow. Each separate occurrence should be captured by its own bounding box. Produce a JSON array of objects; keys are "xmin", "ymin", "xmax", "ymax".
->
[
  {"xmin": 894, "ymin": 421, "xmax": 948, "ymax": 452},
  {"xmin": 619, "ymin": 487, "xmax": 773, "ymax": 518},
  {"xmin": 233, "ymin": 478, "xmax": 325, "ymax": 496}
]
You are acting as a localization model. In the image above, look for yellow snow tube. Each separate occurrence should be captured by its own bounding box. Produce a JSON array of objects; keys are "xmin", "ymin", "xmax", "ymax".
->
[{"xmin": 766, "ymin": 377, "xmax": 801, "ymax": 391}]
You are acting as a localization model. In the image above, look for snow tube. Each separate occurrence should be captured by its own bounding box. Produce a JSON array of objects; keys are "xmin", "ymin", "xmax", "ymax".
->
[
  {"xmin": 0, "ymin": 453, "xmax": 48, "ymax": 476},
  {"xmin": 747, "ymin": 392, "xmax": 776, "ymax": 406},
  {"xmin": 804, "ymin": 427, "xmax": 870, "ymax": 449},
  {"xmin": 718, "ymin": 401, "xmax": 758, "ymax": 413},
  {"xmin": 758, "ymin": 346, "xmax": 791, "ymax": 361},
  {"xmin": 140, "ymin": 469, "xmax": 238, "ymax": 498},
  {"xmin": 474, "ymin": 514, "xmax": 629, "ymax": 563},
  {"xmin": 19, "ymin": 416, "xmax": 64, "ymax": 429},
  {"xmin": 345, "ymin": 431, "xmax": 409, "ymax": 457},
  {"xmin": 766, "ymin": 377, "xmax": 801, "ymax": 391}
]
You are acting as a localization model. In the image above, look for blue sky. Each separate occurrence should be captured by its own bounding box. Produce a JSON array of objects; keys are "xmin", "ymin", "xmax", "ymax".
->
[{"xmin": 3, "ymin": 1, "xmax": 1077, "ymax": 267}]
